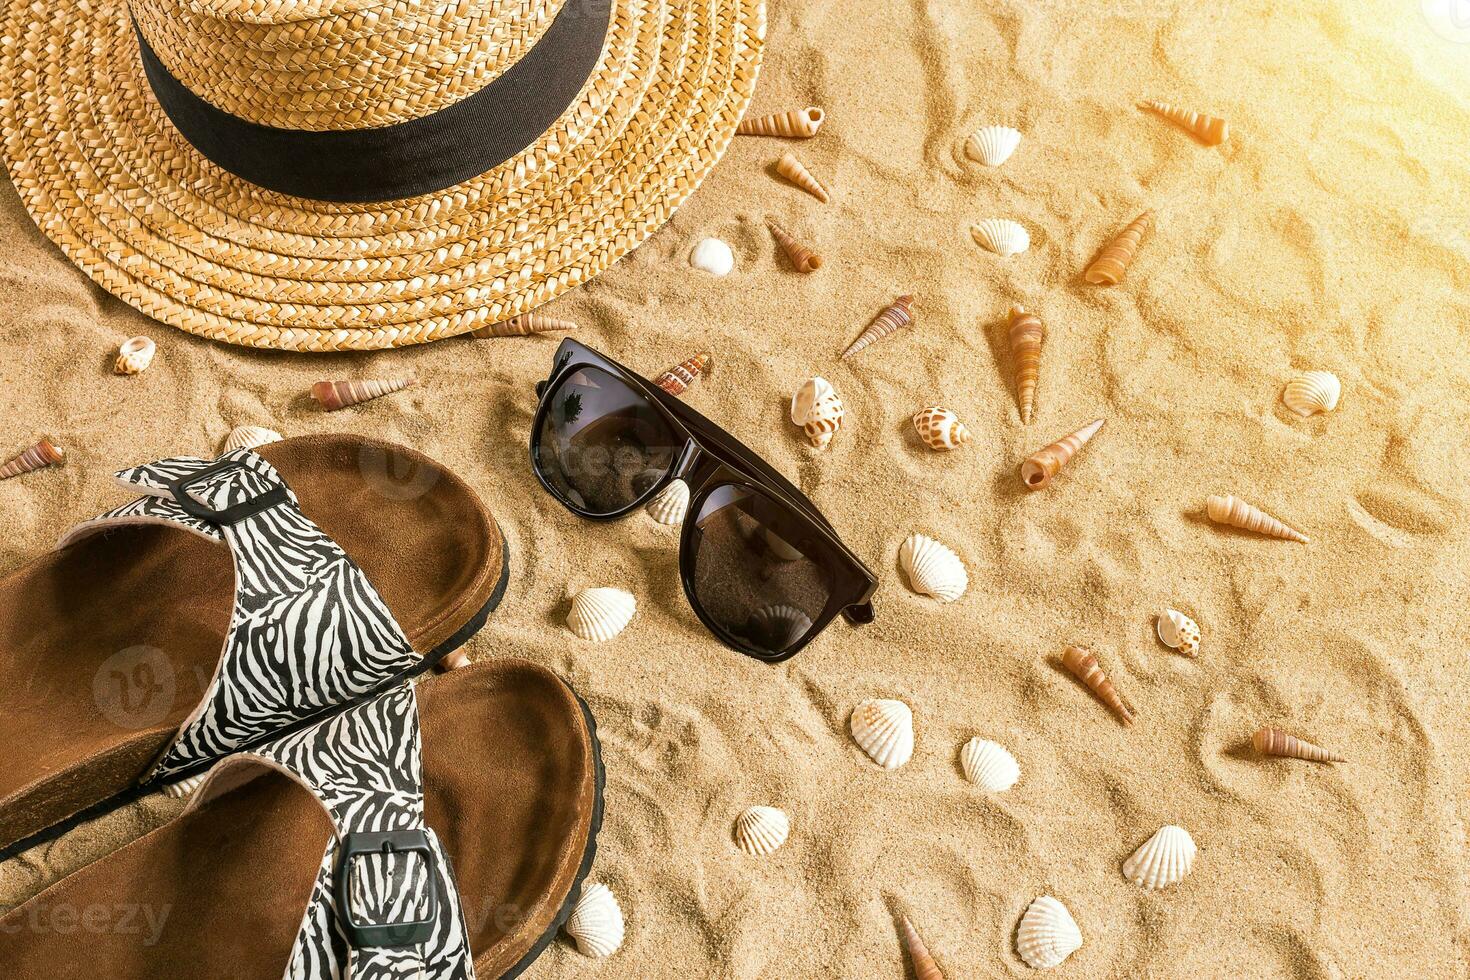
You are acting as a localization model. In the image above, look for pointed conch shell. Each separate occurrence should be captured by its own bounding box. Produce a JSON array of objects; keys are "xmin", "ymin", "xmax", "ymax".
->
[
  {"xmin": 565, "ymin": 882, "xmax": 624, "ymax": 957},
  {"xmin": 1282, "ymin": 371, "xmax": 1341, "ymax": 417},
  {"xmin": 645, "ymin": 480, "xmax": 690, "ymax": 525},
  {"xmin": 738, "ymin": 106, "xmax": 825, "ymax": 138},
  {"xmin": 960, "ymin": 738, "xmax": 1020, "ymax": 792},
  {"xmin": 221, "ymin": 425, "xmax": 283, "ymax": 455},
  {"xmin": 790, "ymin": 376, "xmax": 844, "ymax": 449},
  {"xmin": 0, "ymin": 438, "xmax": 64, "ymax": 480},
  {"xmin": 1156, "ymin": 609, "xmax": 1201, "ymax": 657},
  {"xmin": 1205, "ymin": 495, "xmax": 1308, "ymax": 543},
  {"xmin": 1085, "ymin": 211, "xmax": 1153, "ymax": 285},
  {"xmin": 654, "ymin": 352, "xmax": 713, "ymax": 397},
  {"xmin": 913, "ymin": 407, "xmax": 973, "ymax": 452},
  {"xmin": 311, "ymin": 378, "xmax": 415, "ymax": 411},
  {"xmin": 768, "ymin": 222, "xmax": 823, "ymax": 273},
  {"xmin": 1124, "ymin": 825, "xmax": 1197, "ymax": 890},
  {"xmin": 733, "ymin": 806, "xmax": 790, "ymax": 855},
  {"xmin": 899, "ymin": 533, "xmax": 968, "ymax": 603},
  {"xmin": 971, "ymin": 218, "xmax": 1030, "ymax": 257},
  {"xmin": 841, "ymin": 294, "xmax": 915, "ymax": 360},
  {"xmin": 567, "ymin": 587, "xmax": 637, "ymax": 642},
  {"xmin": 900, "ymin": 915, "xmax": 946, "ymax": 980},
  {"xmin": 1016, "ymin": 895, "xmax": 1083, "ymax": 969},
  {"xmin": 470, "ymin": 313, "xmax": 578, "ymax": 338},
  {"xmin": 850, "ymin": 698, "xmax": 914, "ymax": 770},
  {"xmin": 1062, "ymin": 645, "xmax": 1135, "ymax": 726},
  {"xmin": 114, "ymin": 336, "xmax": 156, "ymax": 375},
  {"xmin": 1007, "ymin": 306, "xmax": 1046, "ymax": 424},
  {"xmin": 776, "ymin": 152, "xmax": 830, "ymax": 203},
  {"xmin": 965, "ymin": 125, "xmax": 1022, "ymax": 167},
  {"xmin": 1252, "ymin": 725, "xmax": 1345, "ymax": 763},
  {"xmin": 1021, "ymin": 419, "xmax": 1104, "ymax": 490},
  {"xmin": 1141, "ymin": 100, "xmax": 1230, "ymax": 145}
]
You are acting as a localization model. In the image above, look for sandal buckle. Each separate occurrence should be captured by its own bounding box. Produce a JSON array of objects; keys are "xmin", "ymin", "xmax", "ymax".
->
[
  {"xmin": 335, "ymin": 829, "xmax": 441, "ymax": 950},
  {"xmin": 165, "ymin": 459, "xmax": 289, "ymax": 526}
]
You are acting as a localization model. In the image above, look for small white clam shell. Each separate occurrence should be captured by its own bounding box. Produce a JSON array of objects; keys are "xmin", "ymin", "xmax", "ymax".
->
[
  {"xmin": 565, "ymin": 882, "xmax": 625, "ymax": 957},
  {"xmin": 899, "ymin": 533, "xmax": 968, "ymax": 603},
  {"xmin": 965, "ymin": 125, "xmax": 1023, "ymax": 166},
  {"xmin": 971, "ymin": 218, "xmax": 1030, "ymax": 257},
  {"xmin": 960, "ymin": 738, "xmax": 1020, "ymax": 792},
  {"xmin": 1282, "ymin": 370, "xmax": 1341, "ymax": 417},
  {"xmin": 567, "ymin": 587, "xmax": 636, "ymax": 642},
  {"xmin": 690, "ymin": 237, "xmax": 735, "ymax": 276},
  {"xmin": 734, "ymin": 806, "xmax": 790, "ymax": 856},
  {"xmin": 850, "ymin": 698, "xmax": 914, "ymax": 770},
  {"xmin": 1016, "ymin": 895, "xmax": 1082, "ymax": 969},
  {"xmin": 114, "ymin": 336, "xmax": 156, "ymax": 375},
  {"xmin": 645, "ymin": 479, "xmax": 689, "ymax": 525},
  {"xmin": 1156, "ymin": 608, "xmax": 1201, "ymax": 657},
  {"xmin": 1122, "ymin": 825, "xmax": 1197, "ymax": 890},
  {"xmin": 221, "ymin": 425, "xmax": 284, "ymax": 455}
]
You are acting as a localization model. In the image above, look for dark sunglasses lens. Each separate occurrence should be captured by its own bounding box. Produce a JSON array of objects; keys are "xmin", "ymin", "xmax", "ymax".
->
[
  {"xmin": 690, "ymin": 484, "xmax": 835, "ymax": 657},
  {"xmin": 535, "ymin": 366, "xmax": 682, "ymax": 516}
]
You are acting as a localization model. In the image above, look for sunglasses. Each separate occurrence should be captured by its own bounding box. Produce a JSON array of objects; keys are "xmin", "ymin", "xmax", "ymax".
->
[{"xmin": 530, "ymin": 339, "xmax": 878, "ymax": 661}]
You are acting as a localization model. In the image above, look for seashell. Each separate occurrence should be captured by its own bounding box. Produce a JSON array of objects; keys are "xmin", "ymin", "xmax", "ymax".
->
[
  {"xmin": 1141, "ymin": 100, "xmax": 1230, "ymax": 145},
  {"xmin": 790, "ymin": 376, "xmax": 844, "ymax": 449},
  {"xmin": 566, "ymin": 587, "xmax": 637, "ymax": 642},
  {"xmin": 776, "ymin": 152, "xmax": 831, "ymax": 203},
  {"xmin": 437, "ymin": 649, "xmax": 471, "ymax": 672},
  {"xmin": 1205, "ymin": 495, "xmax": 1308, "ymax": 543},
  {"xmin": 768, "ymin": 222, "xmax": 823, "ymax": 273},
  {"xmin": 311, "ymin": 378, "xmax": 414, "ymax": 411},
  {"xmin": 900, "ymin": 915, "xmax": 946, "ymax": 980},
  {"xmin": 565, "ymin": 882, "xmax": 624, "ymax": 957},
  {"xmin": 1252, "ymin": 725, "xmax": 1345, "ymax": 763},
  {"xmin": 899, "ymin": 533, "xmax": 967, "ymax": 603},
  {"xmin": 841, "ymin": 294, "xmax": 915, "ymax": 360},
  {"xmin": 114, "ymin": 336, "xmax": 156, "ymax": 375},
  {"xmin": 850, "ymin": 698, "xmax": 915, "ymax": 770},
  {"xmin": 965, "ymin": 125, "xmax": 1023, "ymax": 167},
  {"xmin": 1156, "ymin": 609, "xmax": 1201, "ymax": 657},
  {"xmin": 469, "ymin": 313, "xmax": 577, "ymax": 338},
  {"xmin": 1020, "ymin": 419, "xmax": 1104, "ymax": 490},
  {"xmin": 738, "ymin": 106, "xmax": 825, "ymax": 138},
  {"xmin": 912, "ymin": 407, "xmax": 973, "ymax": 451},
  {"xmin": 654, "ymin": 352, "xmax": 713, "ymax": 397},
  {"xmin": 1016, "ymin": 895, "xmax": 1082, "ymax": 969},
  {"xmin": 1123, "ymin": 825, "xmax": 1197, "ymax": 890},
  {"xmin": 221, "ymin": 425, "xmax": 283, "ymax": 455},
  {"xmin": 1007, "ymin": 306, "xmax": 1046, "ymax": 424},
  {"xmin": 746, "ymin": 603, "xmax": 814, "ymax": 651},
  {"xmin": 733, "ymin": 806, "xmax": 790, "ymax": 856},
  {"xmin": 160, "ymin": 769, "xmax": 211, "ymax": 799},
  {"xmin": 971, "ymin": 218, "xmax": 1030, "ymax": 257},
  {"xmin": 1061, "ymin": 646, "xmax": 1135, "ymax": 726},
  {"xmin": 1085, "ymin": 211, "xmax": 1153, "ymax": 286},
  {"xmin": 690, "ymin": 237, "xmax": 735, "ymax": 276},
  {"xmin": 1282, "ymin": 371, "xmax": 1341, "ymax": 417},
  {"xmin": 959, "ymin": 738, "xmax": 1020, "ymax": 792},
  {"xmin": 645, "ymin": 479, "xmax": 690, "ymax": 525},
  {"xmin": 0, "ymin": 438, "xmax": 64, "ymax": 480}
]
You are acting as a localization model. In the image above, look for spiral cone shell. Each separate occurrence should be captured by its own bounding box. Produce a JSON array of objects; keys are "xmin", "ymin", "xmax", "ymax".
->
[
  {"xmin": 960, "ymin": 738, "xmax": 1020, "ymax": 792},
  {"xmin": 1123, "ymin": 825, "xmax": 1197, "ymax": 890},
  {"xmin": 1007, "ymin": 306, "xmax": 1045, "ymax": 424},
  {"xmin": 645, "ymin": 479, "xmax": 690, "ymax": 525},
  {"xmin": 776, "ymin": 152, "xmax": 831, "ymax": 203},
  {"xmin": 1016, "ymin": 896, "xmax": 1082, "ymax": 969},
  {"xmin": 1085, "ymin": 211, "xmax": 1153, "ymax": 285},
  {"xmin": 1205, "ymin": 495, "xmax": 1308, "ymax": 543},
  {"xmin": 900, "ymin": 915, "xmax": 946, "ymax": 980},
  {"xmin": 971, "ymin": 218, "xmax": 1030, "ymax": 257},
  {"xmin": 311, "ymin": 378, "xmax": 414, "ymax": 411},
  {"xmin": 912, "ymin": 407, "xmax": 973, "ymax": 451},
  {"xmin": 1282, "ymin": 371, "xmax": 1341, "ymax": 417},
  {"xmin": 850, "ymin": 698, "xmax": 915, "ymax": 770},
  {"xmin": 738, "ymin": 106, "xmax": 825, "ymax": 138},
  {"xmin": 1142, "ymin": 100, "xmax": 1230, "ymax": 145},
  {"xmin": 567, "ymin": 587, "xmax": 637, "ymax": 642},
  {"xmin": 0, "ymin": 438, "xmax": 64, "ymax": 479},
  {"xmin": 1252, "ymin": 725, "xmax": 1344, "ymax": 763},
  {"xmin": 964, "ymin": 125, "xmax": 1022, "ymax": 166},
  {"xmin": 114, "ymin": 336, "xmax": 156, "ymax": 375},
  {"xmin": 1062, "ymin": 646, "xmax": 1135, "ymax": 725},
  {"xmin": 565, "ymin": 883, "xmax": 624, "ymax": 957},
  {"xmin": 470, "ymin": 313, "xmax": 578, "ymax": 338},
  {"xmin": 899, "ymin": 533, "xmax": 968, "ymax": 603},
  {"xmin": 768, "ymin": 222, "xmax": 823, "ymax": 273},
  {"xmin": 841, "ymin": 295, "xmax": 915, "ymax": 360},
  {"xmin": 790, "ymin": 377, "xmax": 844, "ymax": 449},
  {"xmin": 1020, "ymin": 419, "xmax": 1104, "ymax": 490},
  {"xmin": 733, "ymin": 806, "xmax": 790, "ymax": 856},
  {"xmin": 654, "ymin": 352, "xmax": 713, "ymax": 397},
  {"xmin": 1156, "ymin": 609, "xmax": 1201, "ymax": 657},
  {"xmin": 221, "ymin": 425, "xmax": 283, "ymax": 455}
]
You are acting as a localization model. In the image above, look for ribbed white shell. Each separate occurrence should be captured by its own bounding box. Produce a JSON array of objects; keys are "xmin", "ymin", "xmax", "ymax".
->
[
  {"xmin": 899, "ymin": 534, "xmax": 968, "ymax": 603},
  {"xmin": 1122, "ymin": 825, "xmax": 1197, "ymax": 890},
  {"xmin": 971, "ymin": 218, "xmax": 1030, "ymax": 257},
  {"xmin": 567, "ymin": 588, "xmax": 637, "ymax": 642},
  {"xmin": 1282, "ymin": 371, "xmax": 1341, "ymax": 417},
  {"xmin": 734, "ymin": 806, "xmax": 790, "ymax": 856},
  {"xmin": 965, "ymin": 125, "xmax": 1023, "ymax": 166},
  {"xmin": 850, "ymin": 698, "xmax": 914, "ymax": 770},
  {"xmin": 565, "ymin": 882, "xmax": 625, "ymax": 957},
  {"xmin": 960, "ymin": 738, "xmax": 1020, "ymax": 792},
  {"xmin": 1156, "ymin": 609, "xmax": 1201, "ymax": 656},
  {"xmin": 748, "ymin": 603, "xmax": 813, "ymax": 650},
  {"xmin": 221, "ymin": 425, "xmax": 283, "ymax": 455},
  {"xmin": 1016, "ymin": 895, "xmax": 1082, "ymax": 969},
  {"xmin": 160, "ymin": 770, "xmax": 210, "ymax": 799},
  {"xmin": 645, "ymin": 479, "xmax": 690, "ymax": 525}
]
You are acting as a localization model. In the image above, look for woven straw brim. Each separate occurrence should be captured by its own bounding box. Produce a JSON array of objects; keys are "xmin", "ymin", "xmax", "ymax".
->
[{"xmin": 0, "ymin": 0, "xmax": 764, "ymax": 350}]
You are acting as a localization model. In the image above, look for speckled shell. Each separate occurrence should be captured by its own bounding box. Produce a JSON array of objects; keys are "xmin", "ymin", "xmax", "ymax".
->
[
  {"xmin": 913, "ymin": 407, "xmax": 974, "ymax": 451},
  {"xmin": 1123, "ymin": 825, "xmax": 1197, "ymax": 890},
  {"xmin": 1252, "ymin": 725, "xmax": 1345, "ymax": 763},
  {"xmin": 971, "ymin": 218, "xmax": 1030, "ymax": 257},
  {"xmin": 899, "ymin": 533, "xmax": 968, "ymax": 603},
  {"xmin": 1282, "ymin": 371, "xmax": 1341, "ymax": 417},
  {"xmin": 734, "ymin": 806, "xmax": 790, "ymax": 855},
  {"xmin": 221, "ymin": 425, "xmax": 283, "ymax": 455},
  {"xmin": 850, "ymin": 698, "xmax": 915, "ymax": 770},
  {"xmin": 1062, "ymin": 646, "xmax": 1135, "ymax": 726},
  {"xmin": 646, "ymin": 480, "xmax": 690, "ymax": 525},
  {"xmin": 1016, "ymin": 896, "xmax": 1082, "ymax": 969},
  {"xmin": 565, "ymin": 882, "xmax": 625, "ymax": 957},
  {"xmin": 1142, "ymin": 100, "xmax": 1230, "ymax": 145},
  {"xmin": 311, "ymin": 378, "xmax": 414, "ymax": 411},
  {"xmin": 1156, "ymin": 609, "xmax": 1201, "ymax": 657},
  {"xmin": 965, "ymin": 125, "xmax": 1022, "ymax": 166},
  {"xmin": 0, "ymin": 438, "xmax": 64, "ymax": 480},
  {"xmin": 470, "ymin": 313, "xmax": 577, "ymax": 338},
  {"xmin": 114, "ymin": 336, "xmax": 156, "ymax": 375},
  {"xmin": 790, "ymin": 376, "xmax": 844, "ymax": 449},
  {"xmin": 738, "ymin": 106, "xmax": 825, "ymax": 138},
  {"xmin": 1085, "ymin": 211, "xmax": 1153, "ymax": 286},
  {"xmin": 776, "ymin": 152, "xmax": 831, "ymax": 203},
  {"xmin": 841, "ymin": 295, "xmax": 915, "ymax": 359},
  {"xmin": 960, "ymin": 738, "xmax": 1020, "ymax": 792},
  {"xmin": 567, "ymin": 587, "xmax": 637, "ymax": 642},
  {"xmin": 900, "ymin": 915, "xmax": 946, "ymax": 980},
  {"xmin": 1205, "ymin": 495, "xmax": 1309, "ymax": 543}
]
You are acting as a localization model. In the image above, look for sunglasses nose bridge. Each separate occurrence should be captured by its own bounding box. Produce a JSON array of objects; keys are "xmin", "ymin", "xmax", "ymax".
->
[{"xmin": 671, "ymin": 443, "xmax": 717, "ymax": 486}]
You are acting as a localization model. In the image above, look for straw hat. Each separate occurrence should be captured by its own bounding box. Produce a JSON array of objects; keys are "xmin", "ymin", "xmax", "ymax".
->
[{"xmin": 0, "ymin": 0, "xmax": 764, "ymax": 350}]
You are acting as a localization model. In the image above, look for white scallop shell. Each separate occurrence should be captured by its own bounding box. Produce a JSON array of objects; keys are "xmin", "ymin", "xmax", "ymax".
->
[
  {"xmin": 965, "ymin": 125, "xmax": 1023, "ymax": 166},
  {"xmin": 748, "ymin": 603, "xmax": 814, "ymax": 650},
  {"xmin": 960, "ymin": 738, "xmax": 1020, "ymax": 792},
  {"xmin": 1282, "ymin": 370, "xmax": 1340, "ymax": 417},
  {"xmin": 850, "ymin": 698, "xmax": 914, "ymax": 770},
  {"xmin": 971, "ymin": 218, "xmax": 1030, "ymax": 257},
  {"xmin": 567, "ymin": 587, "xmax": 636, "ymax": 642},
  {"xmin": 734, "ymin": 806, "xmax": 790, "ymax": 856},
  {"xmin": 565, "ymin": 882, "xmax": 625, "ymax": 957},
  {"xmin": 1122, "ymin": 825, "xmax": 1197, "ymax": 890},
  {"xmin": 899, "ymin": 533, "xmax": 968, "ymax": 603},
  {"xmin": 1016, "ymin": 895, "xmax": 1082, "ymax": 969},
  {"xmin": 221, "ymin": 425, "xmax": 284, "ymax": 455},
  {"xmin": 690, "ymin": 237, "xmax": 735, "ymax": 276},
  {"xmin": 114, "ymin": 335, "xmax": 156, "ymax": 375},
  {"xmin": 1156, "ymin": 608, "xmax": 1201, "ymax": 657},
  {"xmin": 645, "ymin": 479, "xmax": 689, "ymax": 525}
]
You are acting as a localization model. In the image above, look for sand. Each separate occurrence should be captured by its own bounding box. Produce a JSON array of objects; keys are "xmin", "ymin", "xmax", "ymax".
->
[{"xmin": 3, "ymin": 0, "xmax": 1470, "ymax": 975}]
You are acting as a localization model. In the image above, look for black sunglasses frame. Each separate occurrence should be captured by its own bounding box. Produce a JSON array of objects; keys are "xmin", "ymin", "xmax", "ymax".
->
[{"xmin": 530, "ymin": 339, "xmax": 878, "ymax": 661}]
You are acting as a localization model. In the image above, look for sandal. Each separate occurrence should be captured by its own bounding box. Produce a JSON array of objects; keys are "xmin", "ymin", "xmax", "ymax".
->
[
  {"xmin": 0, "ymin": 434, "xmax": 508, "ymax": 857},
  {"xmin": 0, "ymin": 660, "xmax": 604, "ymax": 979}
]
